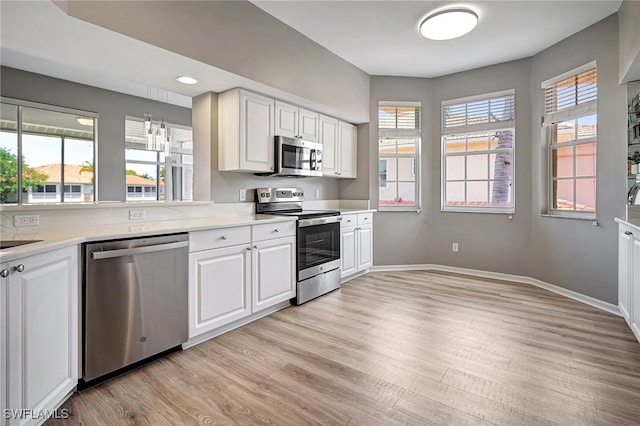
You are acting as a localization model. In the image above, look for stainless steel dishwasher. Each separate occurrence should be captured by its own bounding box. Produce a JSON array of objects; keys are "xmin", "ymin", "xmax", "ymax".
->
[{"xmin": 83, "ymin": 233, "xmax": 188, "ymax": 383}]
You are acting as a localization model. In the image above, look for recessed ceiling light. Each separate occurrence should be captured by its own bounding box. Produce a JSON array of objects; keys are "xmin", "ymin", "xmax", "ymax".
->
[
  {"xmin": 176, "ymin": 75, "xmax": 198, "ymax": 85},
  {"xmin": 419, "ymin": 8, "xmax": 478, "ymax": 41}
]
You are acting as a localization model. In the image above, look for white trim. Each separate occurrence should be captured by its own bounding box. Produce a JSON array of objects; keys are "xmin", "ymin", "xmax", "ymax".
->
[
  {"xmin": 1, "ymin": 96, "xmax": 98, "ymax": 117},
  {"xmin": 369, "ymin": 264, "xmax": 620, "ymax": 316},
  {"xmin": 442, "ymin": 88, "xmax": 515, "ymax": 106},
  {"xmin": 541, "ymin": 61, "xmax": 597, "ymax": 88}
]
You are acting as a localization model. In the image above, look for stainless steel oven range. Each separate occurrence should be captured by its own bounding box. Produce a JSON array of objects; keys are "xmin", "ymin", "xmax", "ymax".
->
[{"xmin": 256, "ymin": 187, "xmax": 341, "ymax": 305}]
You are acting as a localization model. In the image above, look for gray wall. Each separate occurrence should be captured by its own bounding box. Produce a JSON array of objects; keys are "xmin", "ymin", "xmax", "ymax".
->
[
  {"xmin": 0, "ymin": 66, "xmax": 192, "ymax": 201},
  {"xmin": 55, "ymin": 0, "xmax": 370, "ymax": 124},
  {"xmin": 368, "ymin": 14, "xmax": 626, "ymax": 304},
  {"xmin": 618, "ymin": 0, "xmax": 640, "ymax": 83},
  {"xmin": 528, "ymin": 14, "xmax": 627, "ymax": 303}
]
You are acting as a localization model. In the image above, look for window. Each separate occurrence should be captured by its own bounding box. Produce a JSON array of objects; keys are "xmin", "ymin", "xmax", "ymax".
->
[
  {"xmin": 124, "ymin": 117, "xmax": 193, "ymax": 202},
  {"xmin": 0, "ymin": 98, "xmax": 96, "ymax": 204},
  {"xmin": 542, "ymin": 63, "xmax": 597, "ymax": 216},
  {"xmin": 441, "ymin": 90, "xmax": 515, "ymax": 213},
  {"xmin": 378, "ymin": 103, "xmax": 421, "ymax": 211}
]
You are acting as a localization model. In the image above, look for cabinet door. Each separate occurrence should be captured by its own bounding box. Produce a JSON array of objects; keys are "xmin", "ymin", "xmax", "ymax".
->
[
  {"xmin": 630, "ymin": 236, "xmax": 640, "ymax": 341},
  {"xmin": 619, "ymin": 226, "xmax": 633, "ymax": 324},
  {"xmin": 275, "ymin": 100, "xmax": 298, "ymax": 139},
  {"xmin": 338, "ymin": 121, "xmax": 357, "ymax": 178},
  {"xmin": 7, "ymin": 247, "xmax": 78, "ymax": 424},
  {"xmin": 298, "ymin": 108, "xmax": 319, "ymax": 142},
  {"xmin": 252, "ymin": 236, "xmax": 296, "ymax": 312},
  {"xmin": 240, "ymin": 91, "xmax": 274, "ymax": 172},
  {"xmin": 341, "ymin": 226, "xmax": 357, "ymax": 278},
  {"xmin": 357, "ymin": 224, "xmax": 373, "ymax": 271},
  {"xmin": 320, "ymin": 115, "xmax": 338, "ymax": 177},
  {"xmin": 189, "ymin": 245, "xmax": 251, "ymax": 338}
]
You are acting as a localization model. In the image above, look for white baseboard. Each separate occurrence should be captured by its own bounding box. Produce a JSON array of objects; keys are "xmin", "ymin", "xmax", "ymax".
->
[{"xmin": 369, "ymin": 264, "xmax": 621, "ymax": 317}]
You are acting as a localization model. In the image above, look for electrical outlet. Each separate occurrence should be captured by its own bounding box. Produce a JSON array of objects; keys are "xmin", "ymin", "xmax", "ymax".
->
[
  {"xmin": 14, "ymin": 214, "xmax": 39, "ymax": 227},
  {"xmin": 452, "ymin": 242, "xmax": 459, "ymax": 253},
  {"xmin": 129, "ymin": 210, "xmax": 146, "ymax": 220},
  {"xmin": 315, "ymin": 189, "xmax": 320, "ymax": 199},
  {"xmin": 239, "ymin": 189, "xmax": 247, "ymax": 202}
]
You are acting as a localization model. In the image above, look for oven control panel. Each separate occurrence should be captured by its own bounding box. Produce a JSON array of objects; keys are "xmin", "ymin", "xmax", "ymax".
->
[{"xmin": 256, "ymin": 187, "xmax": 304, "ymax": 203}]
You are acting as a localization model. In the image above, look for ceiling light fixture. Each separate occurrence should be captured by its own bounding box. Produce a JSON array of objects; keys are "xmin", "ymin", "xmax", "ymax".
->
[
  {"xmin": 419, "ymin": 8, "xmax": 478, "ymax": 41},
  {"xmin": 176, "ymin": 75, "xmax": 198, "ymax": 85},
  {"xmin": 76, "ymin": 117, "xmax": 94, "ymax": 126}
]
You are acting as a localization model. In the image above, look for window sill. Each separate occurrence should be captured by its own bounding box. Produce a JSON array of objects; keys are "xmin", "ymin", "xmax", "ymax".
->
[{"xmin": 541, "ymin": 212, "xmax": 596, "ymax": 221}]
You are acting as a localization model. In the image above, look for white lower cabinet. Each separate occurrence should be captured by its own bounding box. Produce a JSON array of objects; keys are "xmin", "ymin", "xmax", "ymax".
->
[
  {"xmin": 252, "ymin": 236, "xmax": 295, "ymax": 312},
  {"xmin": 188, "ymin": 222, "xmax": 296, "ymax": 339},
  {"xmin": 2, "ymin": 246, "xmax": 79, "ymax": 426},
  {"xmin": 618, "ymin": 222, "xmax": 640, "ymax": 343},
  {"xmin": 341, "ymin": 213, "xmax": 373, "ymax": 279},
  {"xmin": 188, "ymin": 244, "xmax": 252, "ymax": 337}
]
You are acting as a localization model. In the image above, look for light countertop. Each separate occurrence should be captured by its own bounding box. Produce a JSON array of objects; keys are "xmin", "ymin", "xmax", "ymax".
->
[
  {"xmin": 0, "ymin": 214, "xmax": 296, "ymax": 263},
  {"xmin": 615, "ymin": 217, "xmax": 640, "ymax": 233}
]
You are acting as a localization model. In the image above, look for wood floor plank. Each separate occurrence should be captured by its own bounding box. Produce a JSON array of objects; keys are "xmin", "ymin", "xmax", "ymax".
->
[{"xmin": 47, "ymin": 270, "xmax": 640, "ymax": 425}]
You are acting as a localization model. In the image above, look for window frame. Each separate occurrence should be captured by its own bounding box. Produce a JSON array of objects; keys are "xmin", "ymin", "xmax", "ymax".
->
[
  {"xmin": 124, "ymin": 116, "xmax": 193, "ymax": 202},
  {"xmin": 377, "ymin": 102, "xmax": 422, "ymax": 212},
  {"xmin": 441, "ymin": 90, "xmax": 516, "ymax": 214},
  {"xmin": 0, "ymin": 97, "xmax": 98, "ymax": 204},
  {"xmin": 541, "ymin": 63, "xmax": 597, "ymax": 218}
]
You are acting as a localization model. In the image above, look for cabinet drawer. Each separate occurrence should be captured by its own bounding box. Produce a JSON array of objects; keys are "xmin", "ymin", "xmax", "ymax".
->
[
  {"xmin": 189, "ymin": 226, "xmax": 251, "ymax": 252},
  {"xmin": 341, "ymin": 214, "xmax": 357, "ymax": 228},
  {"xmin": 358, "ymin": 212, "xmax": 373, "ymax": 225},
  {"xmin": 252, "ymin": 221, "xmax": 296, "ymax": 241}
]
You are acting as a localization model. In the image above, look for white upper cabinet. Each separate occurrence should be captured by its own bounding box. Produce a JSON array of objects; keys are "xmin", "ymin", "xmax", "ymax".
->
[
  {"xmin": 275, "ymin": 101, "xmax": 319, "ymax": 142},
  {"xmin": 338, "ymin": 121, "xmax": 357, "ymax": 178},
  {"xmin": 218, "ymin": 89, "xmax": 275, "ymax": 173},
  {"xmin": 320, "ymin": 114, "xmax": 338, "ymax": 176},
  {"xmin": 322, "ymin": 116, "xmax": 357, "ymax": 179}
]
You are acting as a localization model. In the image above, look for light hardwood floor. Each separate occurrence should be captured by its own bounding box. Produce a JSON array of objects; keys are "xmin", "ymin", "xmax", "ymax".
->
[{"xmin": 49, "ymin": 271, "xmax": 640, "ymax": 425}]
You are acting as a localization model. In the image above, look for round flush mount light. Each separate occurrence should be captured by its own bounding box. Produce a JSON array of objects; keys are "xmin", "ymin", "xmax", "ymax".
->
[
  {"xmin": 176, "ymin": 75, "xmax": 198, "ymax": 85},
  {"xmin": 76, "ymin": 117, "xmax": 94, "ymax": 126},
  {"xmin": 419, "ymin": 8, "xmax": 478, "ymax": 41}
]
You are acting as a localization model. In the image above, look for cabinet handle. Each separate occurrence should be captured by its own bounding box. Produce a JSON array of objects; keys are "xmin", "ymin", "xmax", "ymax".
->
[
  {"xmin": 363, "ymin": 217, "xmax": 368, "ymax": 221},
  {"xmin": 625, "ymin": 231, "xmax": 633, "ymax": 236},
  {"xmin": 346, "ymin": 219, "xmax": 351, "ymax": 223},
  {"xmin": 253, "ymin": 245, "xmax": 258, "ymax": 249},
  {"xmin": 246, "ymin": 247, "xmax": 252, "ymax": 251},
  {"xmin": 274, "ymin": 229, "xmax": 279, "ymax": 233},
  {"xmin": 13, "ymin": 264, "xmax": 25, "ymax": 273},
  {"xmin": 0, "ymin": 269, "xmax": 9, "ymax": 278},
  {"xmin": 221, "ymin": 235, "xmax": 227, "ymax": 240}
]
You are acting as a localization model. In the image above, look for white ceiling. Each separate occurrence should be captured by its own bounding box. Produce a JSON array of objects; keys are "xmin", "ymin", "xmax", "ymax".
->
[
  {"xmin": 251, "ymin": 0, "xmax": 622, "ymax": 77},
  {"xmin": 0, "ymin": 1, "xmax": 624, "ymax": 110}
]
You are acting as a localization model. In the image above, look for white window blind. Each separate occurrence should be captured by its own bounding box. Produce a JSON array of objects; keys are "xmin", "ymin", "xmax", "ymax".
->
[
  {"xmin": 441, "ymin": 90, "xmax": 515, "ymax": 213},
  {"xmin": 543, "ymin": 67, "xmax": 597, "ymax": 125}
]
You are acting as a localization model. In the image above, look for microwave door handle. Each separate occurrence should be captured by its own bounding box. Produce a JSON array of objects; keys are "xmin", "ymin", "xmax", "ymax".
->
[{"xmin": 310, "ymin": 149, "xmax": 316, "ymax": 171}]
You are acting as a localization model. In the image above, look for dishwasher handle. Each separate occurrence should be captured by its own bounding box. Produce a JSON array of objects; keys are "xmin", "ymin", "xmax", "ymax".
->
[{"xmin": 91, "ymin": 240, "xmax": 188, "ymax": 260}]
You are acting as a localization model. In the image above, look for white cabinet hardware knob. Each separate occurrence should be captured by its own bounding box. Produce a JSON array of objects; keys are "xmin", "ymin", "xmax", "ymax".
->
[
  {"xmin": 14, "ymin": 264, "xmax": 25, "ymax": 273},
  {"xmin": 274, "ymin": 229, "xmax": 279, "ymax": 233},
  {"xmin": 0, "ymin": 269, "xmax": 9, "ymax": 278},
  {"xmin": 221, "ymin": 235, "xmax": 227, "ymax": 240}
]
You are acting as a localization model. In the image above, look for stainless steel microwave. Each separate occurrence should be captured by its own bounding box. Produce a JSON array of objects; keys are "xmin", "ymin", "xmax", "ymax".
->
[{"xmin": 275, "ymin": 136, "xmax": 322, "ymax": 177}]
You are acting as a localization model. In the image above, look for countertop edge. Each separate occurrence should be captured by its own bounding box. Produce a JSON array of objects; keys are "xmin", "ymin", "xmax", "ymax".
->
[
  {"xmin": 615, "ymin": 217, "xmax": 640, "ymax": 232},
  {"xmin": 0, "ymin": 215, "xmax": 296, "ymax": 263}
]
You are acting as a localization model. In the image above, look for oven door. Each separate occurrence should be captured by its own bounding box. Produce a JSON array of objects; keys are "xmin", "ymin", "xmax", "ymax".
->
[
  {"xmin": 297, "ymin": 218, "xmax": 341, "ymax": 281},
  {"xmin": 277, "ymin": 136, "xmax": 322, "ymax": 177}
]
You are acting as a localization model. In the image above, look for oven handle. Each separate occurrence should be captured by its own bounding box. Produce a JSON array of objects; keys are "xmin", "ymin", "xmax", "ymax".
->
[{"xmin": 298, "ymin": 216, "xmax": 342, "ymax": 228}]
